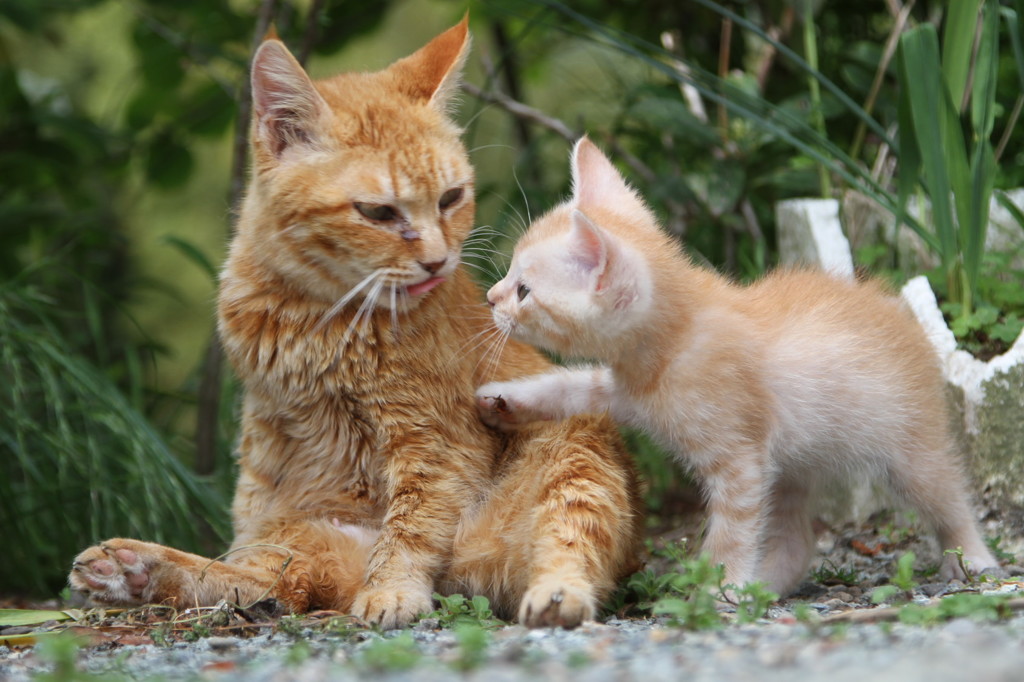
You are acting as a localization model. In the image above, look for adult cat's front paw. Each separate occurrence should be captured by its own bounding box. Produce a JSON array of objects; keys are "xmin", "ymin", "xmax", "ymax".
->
[
  {"xmin": 475, "ymin": 382, "xmax": 549, "ymax": 431},
  {"xmin": 351, "ymin": 582, "xmax": 433, "ymax": 630},
  {"xmin": 518, "ymin": 578, "xmax": 595, "ymax": 628},
  {"xmin": 70, "ymin": 539, "xmax": 155, "ymax": 606}
]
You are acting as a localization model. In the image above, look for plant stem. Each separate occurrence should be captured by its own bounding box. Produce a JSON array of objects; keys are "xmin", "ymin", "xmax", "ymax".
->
[{"xmin": 802, "ymin": 2, "xmax": 831, "ymax": 198}]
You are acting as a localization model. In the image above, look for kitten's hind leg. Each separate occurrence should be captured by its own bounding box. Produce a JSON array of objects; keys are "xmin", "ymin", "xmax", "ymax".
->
[
  {"xmin": 886, "ymin": 445, "xmax": 998, "ymax": 580},
  {"xmin": 758, "ymin": 478, "xmax": 814, "ymax": 597}
]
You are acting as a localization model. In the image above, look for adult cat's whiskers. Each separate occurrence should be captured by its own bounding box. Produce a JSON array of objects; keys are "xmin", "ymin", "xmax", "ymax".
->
[
  {"xmin": 314, "ymin": 270, "xmax": 382, "ymax": 333},
  {"xmin": 340, "ymin": 277, "xmax": 386, "ymax": 349},
  {"xmin": 389, "ymin": 283, "xmax": 399, "ymax": 337}
]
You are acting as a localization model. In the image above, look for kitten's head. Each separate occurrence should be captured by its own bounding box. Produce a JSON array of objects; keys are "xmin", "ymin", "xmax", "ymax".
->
[
  {"xmin": 240, "ymin": 18, "xmax": 474, "ymax": 310},
  {"xmin": 487, "ymin": 137, "xmax": 660, "ymax": 358}
]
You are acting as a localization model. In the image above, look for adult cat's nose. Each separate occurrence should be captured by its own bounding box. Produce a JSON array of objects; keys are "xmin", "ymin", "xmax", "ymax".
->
[{"xmin": 418, "ymin": 257, "xmax": 447, "ymax": 275}]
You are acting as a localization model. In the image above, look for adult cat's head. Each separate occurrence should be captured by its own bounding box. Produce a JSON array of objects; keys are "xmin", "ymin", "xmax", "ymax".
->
[
  {"xmin": 486, "ymin": 137, "xmax": 669, "ymax": 358},
  {"xmin": 236, "ymin": 18, "xmax": 474, "ymax": 311}
]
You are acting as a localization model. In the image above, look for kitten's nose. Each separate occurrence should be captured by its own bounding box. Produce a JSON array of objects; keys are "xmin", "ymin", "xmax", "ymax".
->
[
  {"xmin": 486, "ymin": 293, "xmax": 495, "ymax": 308},
  {"xmin": 418, "ymin": 257, "xmax": 447, "ymax": 275}
]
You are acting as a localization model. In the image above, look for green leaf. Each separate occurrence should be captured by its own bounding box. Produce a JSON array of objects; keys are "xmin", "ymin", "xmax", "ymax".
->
[
  {"xmin": 972, "ymin": 2, "xmax": 1000, "ymax": 139},
  {"xmin": 899, "ymin": 25, "xmax": 958, "ymax": 269},
  {"xmin": 1011, "ymin": 2, "xmax": 1024, "ymax": 91},
  {"xmin": 942, "ymin": 0, "xmax": 982, "ymax": 111},
  {"xmin": 145, "ymin": 131, "xmax": 194, "ymax": 189},
  {"xmin": 162, "ymin": 235, "xmax": 218, "ymax": 280},
  {"xmin": 991, "ymin": 314, "xmax": 1024, "ymax": 343},
  {"xmin": 0, "ymin": 608, "xmax": 74, "ymax": 627}
]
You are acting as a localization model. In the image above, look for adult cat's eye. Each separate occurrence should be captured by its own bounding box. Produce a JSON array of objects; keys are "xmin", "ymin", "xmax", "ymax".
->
[
  {"xmin": 517, "ymin": 283, "xmax": 530, "ymax": 301},
  {"xmin": 439, "ymin": 187, "xmax": 463, "ymax": 210},
  {"xmin": 354, "ymin": 202, "xmax": 398, "ymax": 222}
]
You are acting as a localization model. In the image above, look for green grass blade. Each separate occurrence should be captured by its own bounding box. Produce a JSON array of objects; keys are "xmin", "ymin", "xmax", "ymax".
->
[
  {"xmin": 899, "ymin": 24, "xmax": 958, "ymax": 270},
  {"xmin": 896, "ymin": 63, "xmax": 923, "ymax": 241},
  {"xmin": 974, "ymin": 2, "xmax": 1000, "ymax": 139},
  {"xmin": 0, "ymin": 286, "xmax": 230, "ymax": 595},
  {"xmin": 943, "ymin": 0, "xmax": 982, "ymax": 111},
  {"xmin": 966, "ymin": 142, "xmax": 996, "ymax": 308},
  {"xmin": 1011, "ymin": 3, "xmax": 1024, "ymax": 90}
]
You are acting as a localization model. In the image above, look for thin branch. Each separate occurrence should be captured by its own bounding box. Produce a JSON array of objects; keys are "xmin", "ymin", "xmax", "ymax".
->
[
  {"xmin": 820, "ymin": 596, "xmax": 1024, "ymax": 625},
  {"xmin": 297, "ymin": 0, "xmax": 327, "ymax": 67},
  {"xmin": 849, "ymin": 0, "xmax": 915, "ymax": 162},
  {"xmin": 462, "ymin": 81, "xmax": 690, "ymax": 235},
  {"xmin": 995, "ymin": 94, "xmax": 1024, "ymax": 164},
  {"xmin": 717, "ymin": 17, "xmax": 733, "ymax": 133},
  {"xmin": 461, "ymin": 81, "xmax": 578, "ymax": 142}
]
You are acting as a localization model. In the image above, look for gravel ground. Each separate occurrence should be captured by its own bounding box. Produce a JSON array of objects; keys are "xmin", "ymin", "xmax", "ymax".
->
[{"xmin": 4, "ymin": 512, "xmax": 1023, "ymax": 681}]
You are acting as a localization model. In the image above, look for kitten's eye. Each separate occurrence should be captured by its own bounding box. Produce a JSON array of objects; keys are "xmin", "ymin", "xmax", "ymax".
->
[
  {"xmin": 517, "ymin": 283, "xmax": 530, "ymax": 301},
  {"xmin": 355, "ymin": 202, "xmax": 398, "ymax": 222},
  {"xmin": 439, "ymin": 187, "xmax": 463, "ymax": 210}
]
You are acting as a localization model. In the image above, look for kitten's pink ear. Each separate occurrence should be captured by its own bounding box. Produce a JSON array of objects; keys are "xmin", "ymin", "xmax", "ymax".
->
[
  {"xmin": 571, "ymin": 136, "xmax": 637, "ymax": 213},
  {"xmin": 569, "ymin": 210, "xmax": 609, "ymax": 283},
  {"xmin": 250, "ymin": 39, "xmax": 327, "ymax": 157},
  {"xmin": 390, "ymin": 15, "xmax": 471, "ymax": 113}
]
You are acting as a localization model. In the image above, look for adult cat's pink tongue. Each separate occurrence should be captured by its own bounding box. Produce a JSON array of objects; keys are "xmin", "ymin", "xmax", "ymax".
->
[{"xmin": 407, "ymin": 276, "xmax": 446, "ymax": 296}]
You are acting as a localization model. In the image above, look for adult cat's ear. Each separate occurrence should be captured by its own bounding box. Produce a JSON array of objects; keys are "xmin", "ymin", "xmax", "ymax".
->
[
  {"xmin": 569, "ymin": 210, "xmax": 609, "ymax": 283},
  {"xmin": 250, "ymin": 38, "xmax": 327, "ymax": 157},
  {"xmin": 391, "ymin": 14, "xmax": 471, "ymax": 113},
  {"xmin": 571, "ymin": 136, "xmax": 640, "ymax": 215}
]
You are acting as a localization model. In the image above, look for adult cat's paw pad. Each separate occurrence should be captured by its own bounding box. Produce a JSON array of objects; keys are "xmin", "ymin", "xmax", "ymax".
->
[
  {"xmin": 70, "ymin": 541, "xmax": 151, "ymax": 605},
  {"xmin": 351, "ymin": 583, "xmax": 432, "ymax": 630},
  {"xmin": 518, "ymin": 581, "xmax": 595, "ymax": 629}
]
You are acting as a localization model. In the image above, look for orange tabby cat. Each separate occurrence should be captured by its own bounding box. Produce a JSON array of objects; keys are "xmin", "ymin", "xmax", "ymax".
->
[
  {"xmin": 69, "ymin": 20, "xmax": 643, "ymax": 629},
  {"xmin": 477, "ymin": 137, "xmax": 998, "ymax": 596}
]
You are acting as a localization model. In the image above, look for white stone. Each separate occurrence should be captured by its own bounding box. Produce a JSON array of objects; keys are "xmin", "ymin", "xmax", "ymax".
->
[
  {"xmin": 775, "ymin": 199, "xmax": 855, "ymax": 280},
  {"xmin": 901, "ymin": 275, "xmax": 1024, "ymax": 435}
]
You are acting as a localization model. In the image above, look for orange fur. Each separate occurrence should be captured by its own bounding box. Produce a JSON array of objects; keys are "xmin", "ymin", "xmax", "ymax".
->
[
  {"xmin": 478, "ymin": 138, "xmax": 997, "ymax": 595},
  {"xmin": 70, "ymin": 23, "xmax": 643, "ymax": 629}
]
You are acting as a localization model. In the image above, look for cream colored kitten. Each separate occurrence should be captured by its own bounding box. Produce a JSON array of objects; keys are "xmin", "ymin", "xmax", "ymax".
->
[{"xmin": 477, "ymin": 137, "xmax": 998, "ymax": 595}]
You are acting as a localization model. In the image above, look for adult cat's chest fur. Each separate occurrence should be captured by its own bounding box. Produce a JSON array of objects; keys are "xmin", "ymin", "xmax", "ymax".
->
[{"xmin": 222, "ymin": 268, "xmax": 496, "ymax": 516}]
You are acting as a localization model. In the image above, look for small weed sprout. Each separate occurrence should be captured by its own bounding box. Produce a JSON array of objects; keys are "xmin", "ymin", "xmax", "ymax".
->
[
  {"xmin": 358, "ymin": 633, "xmax": 421, "ymax": 672},
  {"xmin": 985, "ymin": 535, "xmax": 1016, "ymax": 564},
  {"xmin": 733, "ymin": 582, "xmax": 779, "ymax": 624},
  {"xmin": 428, "ymin": 593, "xmax": 504, "ymax": 630},
  {"xmin": 892, "ymin": 551, "xmax": 918, "ymax": 592},
  {"xmin": 870, "ymin": 551, "xmax": 917, "ymax": 604},
  {"xmin": 275, "ymin": 614, "xmax": 306, "ymax": 638},
  {"xmin": 285, "ymin": 639, "xmax": 313, "ymax": 667},
  {"xmin": 451, "ymin": 624, "xmax": 490, "ymax": 672},
  {"xmin": 810, "ymin": 559, "xmax": 859, "ymax": 586}
]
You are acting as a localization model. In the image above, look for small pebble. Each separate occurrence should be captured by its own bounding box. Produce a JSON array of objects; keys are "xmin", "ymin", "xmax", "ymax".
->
[{"xmin": 205, "ymin": 637, "xmax": 239, "ymax": 652}]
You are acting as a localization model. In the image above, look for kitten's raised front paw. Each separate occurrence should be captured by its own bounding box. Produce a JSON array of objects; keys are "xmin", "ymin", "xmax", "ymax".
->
[
  {"xmin": 70, "ymin": 539, "xmax": 154, "ymax": 606},
  {"xmin": 518, "ymin": 579, "xmax": 595, "ymax": 629},
  {"xmin": 351, "ymin": 582, "xmax": 433, "ymax": 630},
  {"xmin": 475, "ymin": 383, "xmax": 549, "ymax": 431}
]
